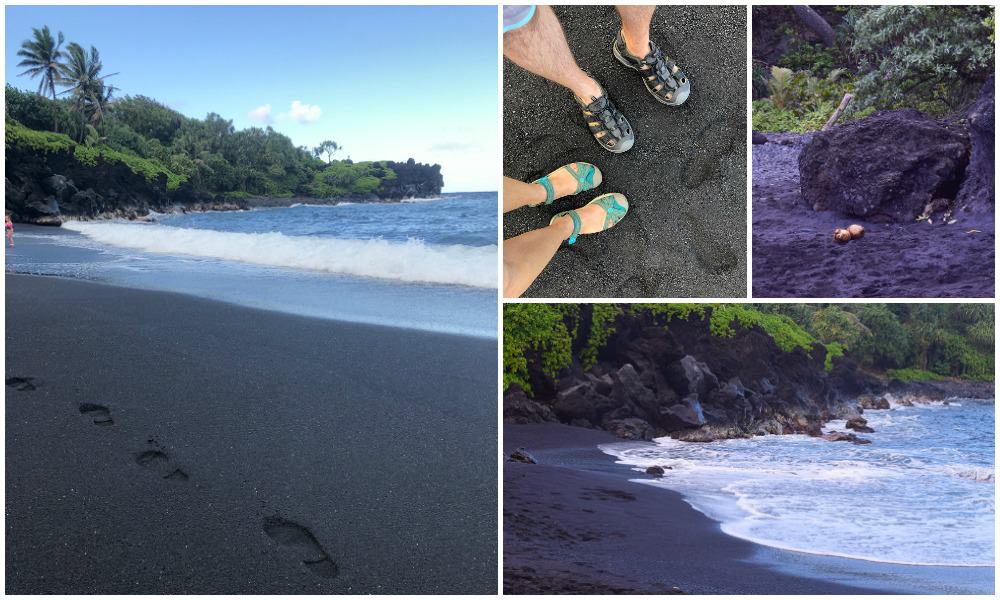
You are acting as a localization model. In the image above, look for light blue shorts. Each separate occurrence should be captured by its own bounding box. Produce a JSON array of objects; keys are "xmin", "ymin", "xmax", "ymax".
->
[{"xmin": 503, "ymin": 5, "xmax": 536, "ymax": 33}]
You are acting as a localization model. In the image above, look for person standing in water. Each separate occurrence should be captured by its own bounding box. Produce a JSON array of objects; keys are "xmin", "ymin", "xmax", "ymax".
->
[{"xmin": 5, "ymin": 214, "xmax": 14, "ymax": 248}]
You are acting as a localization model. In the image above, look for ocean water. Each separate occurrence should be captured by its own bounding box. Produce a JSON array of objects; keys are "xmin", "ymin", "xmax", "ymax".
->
[
  {"xmin": 6, "ymin": 192, "xmax": 498, "ymax": 337},
  {"xmin": 601, "ymin": 399, "xmax": 995, "ymax": 567}
]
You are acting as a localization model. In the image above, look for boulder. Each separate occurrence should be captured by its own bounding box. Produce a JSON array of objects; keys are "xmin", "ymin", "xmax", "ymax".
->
[
  {"xmin": 645, "ymin": 465, "xmax": 665, "ymax": 477},
  {"xmin": 23, "ymin": 196, "xmax": 62, "ymax": 226},
  {"xmin": 956, "ymin": 76, "xmax": 994, "ymax": 213},
  {"xmin": 822, "ymin": 431, "xmax": 872, "ymax": 444},
  {"xmin": 605, "ymin": 418, "xmax": 655, "ymax": 441},
  {"xmin": 665, "ymin": 355, "xmax": 719, "ymax": 398},
  {"xmin": 508, "ymin": 448, "xmax": 537, "ymax": 464},
  {"xmin": 799, "ymin": 109, "xmax": 969, "ymax": 221},
  {"xmin": 503, "ymin": 385, "xmax": 559, "ymax": 424},
  {"xmin": 752, "ymin": 130, "xmax": 768, "ymax": 145},
  {"xmin": 845, "ymin": 416, "xmax": 874, "ymax": 433},
  {"xmin": 658, "ymin": 394, "xmax": 707, "ymax": 430},
  {"xmin": 858, "ymin": 394, "xmax": 890, "ymax": 410}
]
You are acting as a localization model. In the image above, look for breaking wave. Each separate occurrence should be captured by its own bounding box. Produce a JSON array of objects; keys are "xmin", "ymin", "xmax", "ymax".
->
[{"xmin": 62, "ymin": 221, "xmax": 497, "ymax": 288}]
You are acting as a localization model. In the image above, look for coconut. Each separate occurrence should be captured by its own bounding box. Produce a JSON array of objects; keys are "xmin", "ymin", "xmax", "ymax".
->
[
  {"xmin": 847, "ymin": 224, "xmax": 865, "ymax": 239},
  {"xmin": 833, "ymin": 228, "xmax": 851, "ymax": 243}
]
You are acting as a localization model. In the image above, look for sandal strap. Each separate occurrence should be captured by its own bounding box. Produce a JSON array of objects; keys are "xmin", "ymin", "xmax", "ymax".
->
[
  {"xmin": 552, "ymin": 210, "xmax": 581, "ymax": 245},
  {"xmin": 562, "ymin": 163, "xmax": 595, "ymax": 194},
  {"xmin": 591, "ymin": 195, "xmax": 628, "ymax": 230},
  {"xmin": 532, "ymin": 176, "xmax": 555, "ymax": 205}
]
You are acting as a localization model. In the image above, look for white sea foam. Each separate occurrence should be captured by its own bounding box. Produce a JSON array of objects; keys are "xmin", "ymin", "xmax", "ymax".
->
[
  {"xmin": 600, "ymin": 401, "xmax": 995, "ymax": 567},
  {"xmin": 62, "ymin": 221, "xmax": 497, "ymax": 288}
]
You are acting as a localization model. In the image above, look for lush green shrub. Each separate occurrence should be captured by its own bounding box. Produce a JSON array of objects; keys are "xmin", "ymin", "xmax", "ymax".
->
[
  {"xmin": 886, "ymin": 368, "xmax": 945, "ymax": 382},
  {"xmin": 6, "ymin": 119, "xmax": 185, "ymax": 190},
  {"xmin": 849, "ymin": 5, "xmax": 995, "ymax": 113},
  {"xmin": 503, "ymin": 304, "xmax": 575, "ymax": 394}
]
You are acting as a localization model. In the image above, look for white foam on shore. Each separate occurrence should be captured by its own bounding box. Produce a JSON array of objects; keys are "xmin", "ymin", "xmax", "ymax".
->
[
  {"xmin": 600, "ymin": 402, "xmax": 995, "ymax": 567},
  {"xmin": 62, "ymin": 221, "xmax": 497, "ymax": 288}
]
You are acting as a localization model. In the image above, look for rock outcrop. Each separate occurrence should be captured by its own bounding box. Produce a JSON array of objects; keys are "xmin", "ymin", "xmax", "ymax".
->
[
  {"xmin": 799, "ymin": 109, "xmax": 969, "ymax": 222},
  {"xmin": 504, "ymin": 309, "xmax": 994, "ymax": 442},
  {"xmin": 505, "ymin": 310, "xmax": 867, "ymax": 441},
  {"xmin": 956, "ymin": 76, "xmax": 995, "ymax": 214},
  {"xmin": 4, "ymin": 145, "xmax": 247, "ymax": 225}
]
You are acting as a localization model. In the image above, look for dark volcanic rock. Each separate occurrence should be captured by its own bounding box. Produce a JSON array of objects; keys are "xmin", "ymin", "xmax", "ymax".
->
[
  {"xmin": 858, "ymin": 394, "xmax": 890, "ymax": 410},
  {"xmin": 508, "ymin": 448, "xmax": 537, "ymax": 464},
  {"xmin": 645, "ymin": 466, "xmax": 665, "ymax": 477},
  {"xmin": 605, "ymin": 418, "xmax": 655, "ymax": 441},
  {"xmin": 752, "ymin": 131, "xmax": 768, "ymax": 145},
  {"xmin": 799, "ymin": 109, "xmax": 969, "ymax": 222},
  {"xmin": 503, "ymin": 385, "xmax": 559, "ymax": 424},
  {"xmin": 822, "ymin": 431, "xmax": 872, "ymax": 445},
  {"xmin": 845, "ymin": 416, "xmax": 874, "ymax": 433},
  {"xmin": 956, "ymin": 76, "xmax": 995, "ymax": 214}
]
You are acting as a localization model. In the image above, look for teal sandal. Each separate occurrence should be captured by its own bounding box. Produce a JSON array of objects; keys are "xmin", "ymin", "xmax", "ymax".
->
[
  {"xmin": 549, "ymin": 193, "xmax": 629, "ymax": 245},
  {"xmin": 529, "ymin": 162, "xmax": 602, "ymax": 207}
]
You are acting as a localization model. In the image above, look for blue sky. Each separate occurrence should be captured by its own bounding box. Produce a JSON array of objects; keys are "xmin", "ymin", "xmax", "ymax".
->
[{"xmin": 5, "ymin": 5, "xmax": 499, "ymax": 192}]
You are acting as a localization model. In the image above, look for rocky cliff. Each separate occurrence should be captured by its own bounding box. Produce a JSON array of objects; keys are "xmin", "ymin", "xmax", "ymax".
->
[
  {"xmin": 5, "ymin": 148, "xmax": 444, "ymax": 225},
  {"xmin": 4, "ymin": 145, "xmax": 246, "ymax": 225},
  {"xmin": 504, "ymin": 308, "xmax": 993, "ymax": 441}
]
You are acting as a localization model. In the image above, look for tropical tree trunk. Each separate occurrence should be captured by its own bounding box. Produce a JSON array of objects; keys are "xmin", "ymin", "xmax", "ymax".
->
[{"xmin": 792, "ymin": 6, "xmax": 836, "ymax": 47}]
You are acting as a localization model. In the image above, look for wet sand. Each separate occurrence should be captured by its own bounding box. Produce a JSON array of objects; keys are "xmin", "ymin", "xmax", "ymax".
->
[
  {"xmin": 5, "ymin": 274, "xmax": 497, "ymax": 593},
  {"xmin": 503, "ymin": 5, "xmax": 746, "ymax": 298},
  {"xmin": 503, "ymin": 423, "xmax": 993, "ymax": 594},
  {"xmin": 752, "ymin": 134, "xmax": 995, "ymax": 298}
]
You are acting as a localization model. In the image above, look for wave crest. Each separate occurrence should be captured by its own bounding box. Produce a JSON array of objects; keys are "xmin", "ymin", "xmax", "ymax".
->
[{"xmin": 63, "ymin": 222, "xmax": 497, "ymax": 288}]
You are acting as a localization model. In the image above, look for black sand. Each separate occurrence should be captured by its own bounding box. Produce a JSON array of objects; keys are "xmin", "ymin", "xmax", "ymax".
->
[
  {"xmin": 752, "ymin": 135, "xmax": 995, "ymax": 298},
  {"xmin": 503, "ymin": 5, "xmax": 746, "ymax": 298},
  {"xmin": 5, "ymin": 275, "xmax": 497, "ymax": 594},
  {"xmin": 505, "ymin": 423, "xmax": 908, "ymax": 594}
]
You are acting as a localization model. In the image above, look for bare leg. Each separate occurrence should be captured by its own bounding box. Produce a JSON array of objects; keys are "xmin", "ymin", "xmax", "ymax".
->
[
  {"xmin": 6, "ymin": 230, "xmax": 13, "ymax": 247},
  {"xmin": 503, "ymin": 177, "xmax": 546, "ymax": 213},
  {"xmin": 616, "ymin": 5, "xmax": 656, "ymax": 58},
  {"xmin": 503, "ymin": 5, "xmax": 603, "ymax": 103},
  {"xmin": 503, "ymin": 165, "xmax": 599, "ymax": 213},
  {"xmin": 503, "ymin": 203, "xmax": 615, "ymax": 297},
  {"xmin": 503, "ymin": 219, "xmax": 574, "ymax": 298}
]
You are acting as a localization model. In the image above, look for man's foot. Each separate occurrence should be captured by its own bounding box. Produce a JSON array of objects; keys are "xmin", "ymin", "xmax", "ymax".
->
[
  {"xmin": 613, "ymin": 30, "xmax": 690, "ymax": 106},
  {"xmin": 529, "ymin": 163, "xmax": 602, "ymax": 206},
  {"xmin": 577, "ymin": 88, "xmax": 634, "ymax": 153},
  {"xmin": 550, "ymin": 193, "xmax": 629, "ymax": 245}
]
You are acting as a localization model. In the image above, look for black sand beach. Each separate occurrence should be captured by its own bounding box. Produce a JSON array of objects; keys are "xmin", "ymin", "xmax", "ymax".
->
[
  {"xmin": 752, "ymin": 134, "xmax": 995, "ymax": 298},
  {"xmin": 5, "ymin": 274, "xmax": 497, "ymax": 594},
  {"xmin": 503, "ymin": 5, "xmax": 746, "ymax": 298},
  {"xmin": 504, "ymin": 423, "xmax": 992, "ymax": 595}
]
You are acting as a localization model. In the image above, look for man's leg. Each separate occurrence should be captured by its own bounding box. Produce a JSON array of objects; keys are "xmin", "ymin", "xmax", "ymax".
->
[
  {"xmin": 616, "ymin": 5, "xmax": 656, "ymax": 58},
  {"xmin": 503, "ymin": 5, "xmax": 603, "ymax": 103}
]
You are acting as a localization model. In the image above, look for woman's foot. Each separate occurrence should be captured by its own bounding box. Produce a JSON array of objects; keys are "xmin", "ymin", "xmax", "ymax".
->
[
  {"xmin": 550, "ymin": 193, "xmax": 629, "ymax": 244},
  {"xmin": 529, "ymin": 163, "xmax": 602, "ymax": 206}
]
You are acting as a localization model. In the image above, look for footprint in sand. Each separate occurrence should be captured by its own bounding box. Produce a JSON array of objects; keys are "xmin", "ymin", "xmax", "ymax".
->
[
  {"xmin": 135, "ymin": 441, "xmax": 189, "ymax": 482},
  {"xmin": 6, "ymin": 376, "xmax": 37, "ymax": 391},
  {"xmin": 263, "ymin": 516, "xmax": 339, "ymax": 578},
  {"xmin": 680, "ymin": 115, "xmax": 742, "ymax": 189},
  {"xmin": 682, "ymin": 213, "xmax": 739, "ymax": 274},
  {"xmin": 78, "ymin": 403, "xmax": 114, "ymax": 426}
]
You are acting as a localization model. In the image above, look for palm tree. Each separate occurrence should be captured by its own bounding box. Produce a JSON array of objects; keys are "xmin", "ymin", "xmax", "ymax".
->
[
  {"xmin": 58, "ymin": 42, "xmax": 118, "ymax": 129},
  {"xmin": 16, "ymin": 25, "xmax": 65, "ymax": 100}
]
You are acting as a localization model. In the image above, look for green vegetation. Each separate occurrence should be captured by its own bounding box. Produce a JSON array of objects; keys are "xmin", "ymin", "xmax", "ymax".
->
[
  {"xmin": 885, "ymin": 368, "xmax": 945, "ymax": 382},
  {"xmin": 753, "ymin": 5, "xmax": 995, "ymax": 132},
  {"xmin": 7, "ymin": 26, "xmax": 441, "ymax": 199},
  {"xmin": 6, "ymin": 118, "xmax": 185, "ymax": 190},
  {"xmin": 504, "ymin": 303, "xmax": 994, "ymax": 393},
  {"xmin": 758, "ymin": 304, "xmax": 994, "ymax": 382},
  {"xmin": 505, "ymin": 304, "xmax": 843, "ymax": 394}
]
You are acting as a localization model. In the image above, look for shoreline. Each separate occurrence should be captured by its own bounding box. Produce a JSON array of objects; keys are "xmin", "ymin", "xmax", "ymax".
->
[
  {"xmin": 504, "ymin": 422, "xmax": 994, "ymax": 594},
  {"xmin": 6, "ymin": 274, "xmax": 497, "ymax": 593},
  {"xmin": 6, "ymin": 223, "xmax": 497, "ymax": 339}
]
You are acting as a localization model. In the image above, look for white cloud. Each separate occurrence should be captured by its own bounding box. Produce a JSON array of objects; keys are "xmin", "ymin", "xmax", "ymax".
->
[
  {"xmin": 280, "ymin": 100, "xmax": 322, "ymax": 124},
  {"xmin": 248, "ymin": 104, "xmax": 273, "ymax": 124}
]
